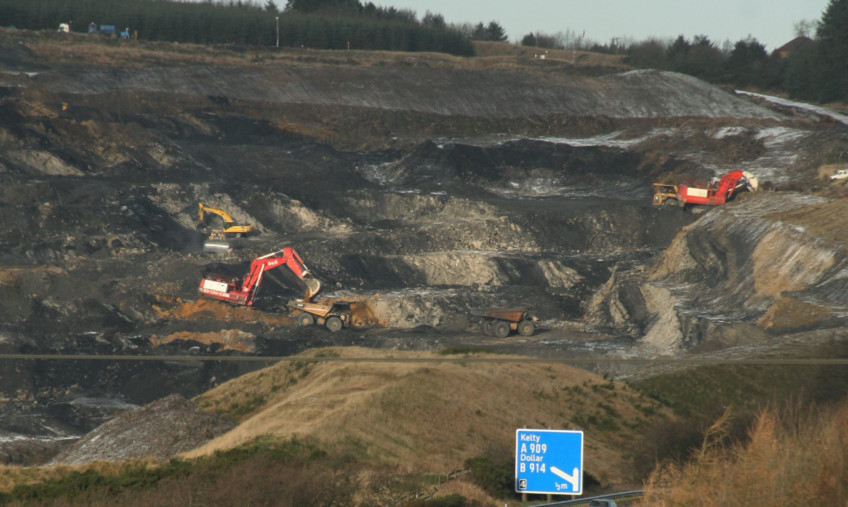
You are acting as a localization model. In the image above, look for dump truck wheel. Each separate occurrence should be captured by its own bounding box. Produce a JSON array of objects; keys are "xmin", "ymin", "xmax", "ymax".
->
[
  {"xmin": 518, "ymin": 320, "xmax": 535, "ymax": 337},
  {"xmin": 663, "ymin": 198, "xmax": 678, "ymax": 207},
  {"xmin": 483, "ymin": 320, "xmax": 495, "ymax": 335},
  {"xmin": 326, "ymin": 316, "xmax": 343, "ymax": 332},
  {"xmin": 494, "ymin": 321, "xmax": 510, "ymax": 338},
  {"xmin": 298, "ymin": 313, "xmax": 314, "ymax": 327}
]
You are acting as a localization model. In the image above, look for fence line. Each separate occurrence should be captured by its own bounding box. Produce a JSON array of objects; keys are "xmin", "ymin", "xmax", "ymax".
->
[{"xmin": 395, "ymin": 467, "xmax": 471, "ymax": 505}]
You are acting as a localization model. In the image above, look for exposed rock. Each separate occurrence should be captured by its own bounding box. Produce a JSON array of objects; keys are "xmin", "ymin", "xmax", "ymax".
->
[
  {"xmin": 639, "ymin": 193, "xmax": 848, "ymax": 349},
  {"xmin": 638, "ymin": 284, "xmax": 685, "ymax": 354},
  {"xmin": 6, "ymin": 149, "xmax": 84, "ymax": 176},
  {"xmin": 50, "ymin": 394, "xmax": 235, "ymax": 465},
  {"xmin": 0, "ymin": 28, "xmax": 846, "ymax": 449}
]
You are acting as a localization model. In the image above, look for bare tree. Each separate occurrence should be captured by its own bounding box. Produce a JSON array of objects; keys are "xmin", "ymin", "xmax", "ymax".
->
[{"xmin": 793, "ymin": 19, "xmax": 819, "ymax": 38}]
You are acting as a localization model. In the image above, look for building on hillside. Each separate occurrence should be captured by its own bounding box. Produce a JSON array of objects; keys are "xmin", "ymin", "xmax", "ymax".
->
[{"xmin": 774, "ymin": 36, "xmax": 813, "ymax": 58}]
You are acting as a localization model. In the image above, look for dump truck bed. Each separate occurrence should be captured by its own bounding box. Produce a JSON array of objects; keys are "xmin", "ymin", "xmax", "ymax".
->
[{"xmin": 470, "ymin": 307, "xmax": 530, "ymax": 323}]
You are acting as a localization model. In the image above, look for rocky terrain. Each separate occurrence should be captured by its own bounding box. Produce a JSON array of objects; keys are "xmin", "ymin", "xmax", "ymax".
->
[{"xmin": 0, "ymin": 28, "xmax": 847, "ymax": 470}]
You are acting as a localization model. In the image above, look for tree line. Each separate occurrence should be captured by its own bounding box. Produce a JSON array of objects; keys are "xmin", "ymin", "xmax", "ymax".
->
[
  {"xmin": 0, "ymin": 0, "xmax": 484, "ymax": 56},
  {"xmin": 521, "ymin": 0, "xmax": 848, "ymax": 104},
  {"xmin": 3, "ymin": 0, "xmax": 845, "ymax": 103}
]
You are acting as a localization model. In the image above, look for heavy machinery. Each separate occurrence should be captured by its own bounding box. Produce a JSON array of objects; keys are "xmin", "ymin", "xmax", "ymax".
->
[
  {"xmin": 287, "ymin": 299, "xmax": 353, "ymax": 332},
  {"xmin": 830, "ymin": 169, "xmax": 848, "ymax": 181},
  {"xmin": 472, "ymin": 307, "xmax": 538, "ymax": 338},
  {"xmin": 198, "ymin": 247, "xmax": 321, "ymax": 307},
  {"xmin": 663, "ymin": 170, "xmax": 758, "ymax": 209},
  {"xmin": 88, "ymin": 23, "xmax": 116, "ymax": 37},
  {"xmin": 198, "ymin": 247, "xmax": 353, "ymax": 332},
  {"xmin": 197, "ymin": 202, "xmax": 254, "ymax": 239},
  {"xmin": 651, "ymin": 183, "xmax": 679, "ymax": 206}
]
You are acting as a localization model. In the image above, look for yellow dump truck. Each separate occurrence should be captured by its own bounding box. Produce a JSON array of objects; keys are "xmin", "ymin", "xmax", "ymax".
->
[{"xmin": 472, "ymin": 307, "xmax": 538, "ymax": 338}]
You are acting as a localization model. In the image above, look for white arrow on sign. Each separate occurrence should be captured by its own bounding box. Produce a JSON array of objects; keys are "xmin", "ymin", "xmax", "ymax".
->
[{"xmin": 550, "ymin": 466, "xmax": 580, "ymax": 491}]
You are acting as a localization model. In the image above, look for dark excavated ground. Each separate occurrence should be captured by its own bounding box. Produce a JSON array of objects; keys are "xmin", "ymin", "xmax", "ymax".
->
[
  {"xmin": 0, "ymin": 30, "xmax": 846, "ymax": 464},
  {"xmin": 0, "ymin": 125, "xmax": 678, "ymax": 461}
]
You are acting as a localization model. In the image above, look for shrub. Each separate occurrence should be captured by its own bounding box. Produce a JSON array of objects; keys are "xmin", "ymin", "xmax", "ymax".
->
[
  {"xmin": 642, "ymin": 400, "xmax": 848, "ymax": 505},
  {"xmin": 463, "ymin": 456, "xmax": 515, "ymax": 500}
]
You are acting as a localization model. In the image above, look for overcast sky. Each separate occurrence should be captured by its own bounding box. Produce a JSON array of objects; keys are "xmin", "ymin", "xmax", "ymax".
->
[{"xmin": 367, "ymin": 0, "xmax": 830, "ymax": 51}]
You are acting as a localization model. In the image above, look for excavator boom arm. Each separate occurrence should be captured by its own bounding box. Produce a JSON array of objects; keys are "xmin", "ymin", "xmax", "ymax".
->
[
  {"xmin": 241, "ymin": 248, "xmax": 321, "ymax": 304},
  {"xmin": 197, "ymin": 202, "xmax": 254, "ymax": 241},
  {"xmin": 198, "ymin": 202, "xmax": 237, "ymax": 224},
  {"xmin": 199, "ymin": 247, "xmax": 322, "ymax": 307}
]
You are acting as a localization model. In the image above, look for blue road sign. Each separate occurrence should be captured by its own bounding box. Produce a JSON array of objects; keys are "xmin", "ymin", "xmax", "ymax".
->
[{"xmin": 515, "ymin": 429, "xmax": 584, "ymax": 495}]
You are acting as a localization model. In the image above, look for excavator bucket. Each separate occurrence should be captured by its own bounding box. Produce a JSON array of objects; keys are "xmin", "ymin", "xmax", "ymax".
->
[
  {"xmin": 303, "ymin": 277, "xmax": 321, "ymax": 302},
  {"xmin": 743, "ymin": 171, "xmax": 759, "ymax": 192}
]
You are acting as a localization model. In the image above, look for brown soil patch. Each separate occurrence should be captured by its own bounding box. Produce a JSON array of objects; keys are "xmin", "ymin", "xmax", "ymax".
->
[
  {"xmin": 348, "ymin": 300, "xmax": 384, "ymax": 328},
  {"xmin": 152, "ymin": 298, "xmax": 290, "ymax": 327},
  {"xmin": 769, "ymin": 198, "xmax": 848, "ymax": 243},
  {"xmin": 151, "ymin": 330, "xmax": 257, "ymax": 353},
  {"xmin": 758, "ymin": 296, "xmax": 832, "ymax": 331},
  {"xmin": 0, "ymin": 266, "xmax": 63, "ymax": 287},
  {"xmin": 817, "ymin": 163, "xmax": 848, "ymax": 179}
]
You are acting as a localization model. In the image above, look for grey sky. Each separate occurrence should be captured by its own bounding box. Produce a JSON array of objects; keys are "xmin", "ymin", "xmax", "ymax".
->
[{"xmin": 368, "ymin": 0, "xmax": 830, "ymax": 51}]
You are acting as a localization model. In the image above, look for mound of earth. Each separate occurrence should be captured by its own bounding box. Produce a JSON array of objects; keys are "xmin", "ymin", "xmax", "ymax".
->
[
  {"xmin": 50, "ymin": 394, "xmax": 235, "ymax": 465},
  {"xmin": 184, "ymin": 347, "xmax": 667, "ymax": 487}
]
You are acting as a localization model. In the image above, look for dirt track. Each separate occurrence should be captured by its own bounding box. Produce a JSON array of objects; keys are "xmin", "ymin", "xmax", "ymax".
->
[{"xmin": 1, "ymin": 30, "xmax": 847, "ymax": 462}]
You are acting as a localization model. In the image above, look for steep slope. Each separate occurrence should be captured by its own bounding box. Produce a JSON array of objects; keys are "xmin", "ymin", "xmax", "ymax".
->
[
  {"xmin": 35, "ymin": 66, "xmax": 778, "ymax": 121},
  {"xmin": 49, "ymin": 394, "xmax": 234, "ymax": 465},
  {"xmin": 592, "ymin": 193, "xmax": 848, "ymax": 352}
]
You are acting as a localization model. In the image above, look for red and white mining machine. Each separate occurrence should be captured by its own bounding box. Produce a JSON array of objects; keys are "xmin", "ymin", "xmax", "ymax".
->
[
  {"xmin": 674, "ymin": 170, "xmax": 758, "ymax": 208},
  {"xmin": 198, "ymin": 247, "xmax": 321, "ymax": 306},
  {"xmin": 198, "ymin": 247, "xmax": 353, "ymax": 332}
]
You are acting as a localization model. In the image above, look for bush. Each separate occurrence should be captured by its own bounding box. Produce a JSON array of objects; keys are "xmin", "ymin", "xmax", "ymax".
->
[
  {"xmin": 5, "ymin": 437, "xmax": 338, "ymax": 504},
  {"xmin": 642, "ymin": 400, "xmax": 848, "ymax": 504},
  {"xmin": 463, "ymin": 456, "xmax": 515, "ymax": 500}
]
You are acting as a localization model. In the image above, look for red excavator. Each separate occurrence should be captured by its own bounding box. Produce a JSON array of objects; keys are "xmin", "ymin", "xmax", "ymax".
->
[
  {"xmin": 198, "ymin": 247, "xmax": 321, "ymax": 306},
  {"xmin": 674, "ymin": 170, "xmax": 758, "ymax": 208}
]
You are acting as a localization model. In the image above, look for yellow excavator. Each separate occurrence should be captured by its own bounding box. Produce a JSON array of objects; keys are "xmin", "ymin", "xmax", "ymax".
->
[
  {"xmin": 197, "ymin": 202, "xmax": 254, "ymax": 252},
  {"xmin": 197, "ymin": 202, "xmax": 254, "ymax": 239}
]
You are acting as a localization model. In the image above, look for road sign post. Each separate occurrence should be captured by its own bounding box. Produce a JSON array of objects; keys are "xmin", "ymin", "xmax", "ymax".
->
[{"xmin": 515, "ymin": 429, "xmax": 584, "ymax": 495}]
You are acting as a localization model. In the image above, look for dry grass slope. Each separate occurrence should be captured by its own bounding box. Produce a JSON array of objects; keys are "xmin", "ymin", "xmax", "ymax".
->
[
  {"xmin": 769, "ymin": 198, "xmax": 848, "ymax": 244},
  {"xmin": 641, "ymin": 399, "xmax": 848, "ymax": 505},
  {"xmin": 189, "ymin": 346, "xmax": 666, "ymax": 485},
  {"xmin": 6, "ymin": 30, "xmax": 626, "ymax": 74}
]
